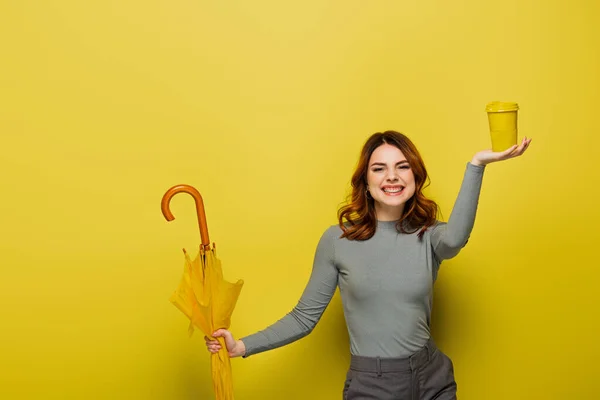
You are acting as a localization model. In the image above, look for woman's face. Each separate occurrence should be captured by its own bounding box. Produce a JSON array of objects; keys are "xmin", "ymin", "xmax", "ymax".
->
[{"xmin": 366, "ymin": 143, "xmax": 416, "ymax": 221}]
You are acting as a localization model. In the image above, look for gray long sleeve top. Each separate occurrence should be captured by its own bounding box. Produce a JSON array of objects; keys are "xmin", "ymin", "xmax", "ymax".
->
[{"xmin": 241, "ymin": 162, "xmax": 485, "ymax": 358}]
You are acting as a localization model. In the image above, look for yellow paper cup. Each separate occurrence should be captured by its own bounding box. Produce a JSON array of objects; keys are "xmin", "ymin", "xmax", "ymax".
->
[{"xmin": 485, "ymin": 101, "xmax": 519, "ymax": 152}]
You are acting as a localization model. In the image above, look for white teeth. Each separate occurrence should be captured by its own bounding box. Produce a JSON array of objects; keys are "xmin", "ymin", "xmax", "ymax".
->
[{"xmin": 383, "ymin": 187, "xmax": 403, "ymax": 193}]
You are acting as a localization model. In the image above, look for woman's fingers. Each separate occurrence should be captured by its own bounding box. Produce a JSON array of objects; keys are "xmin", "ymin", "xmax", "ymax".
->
[
  {"xmin": 501, "ymin": 137, "xmax": 531, "ymax": 160},
  {"xmin": 204, "ymin": 335, "xmax": 222, "ymax": 353},
  {"xmin": 512, "ymin": 137, "xmax": 532, "ymax": 157},
  {"xmin": 204, "ymin": 336, "xmax": 218, "ymax": 344},
  {"xmin": 208, "ymin": 345, "xmax": 222, "ymax": 353},
  {"xmin": 206, "ymin": 342, "xmax": 222, "ymax": 352}
]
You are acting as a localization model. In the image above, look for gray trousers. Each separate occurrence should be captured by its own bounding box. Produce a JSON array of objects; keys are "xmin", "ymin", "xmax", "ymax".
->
[{"xmin": 343, "ymin": 339, "xmax": 457, "ymax": 400}]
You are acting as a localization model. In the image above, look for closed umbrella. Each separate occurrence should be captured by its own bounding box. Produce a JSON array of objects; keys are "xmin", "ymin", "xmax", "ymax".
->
[{"xmin": 161, "ymin": 184, "xmax": 244, "ymax": 400}]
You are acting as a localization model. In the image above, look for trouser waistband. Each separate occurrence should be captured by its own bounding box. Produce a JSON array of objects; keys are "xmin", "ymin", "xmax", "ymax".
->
[{"xmin": 350, "ymin": 338, "xmax": 437, "ymax": 376}]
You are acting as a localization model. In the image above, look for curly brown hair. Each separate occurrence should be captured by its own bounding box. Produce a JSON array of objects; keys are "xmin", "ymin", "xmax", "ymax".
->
[{"xmin": 337, "ymin": 131, "xmax": 439, "ymax": 240}]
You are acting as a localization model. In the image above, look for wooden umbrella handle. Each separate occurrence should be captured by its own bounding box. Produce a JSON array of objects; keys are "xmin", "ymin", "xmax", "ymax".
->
[{"xmin": 161, "ymin": 184, "xmax": 211, "ymax": 250}]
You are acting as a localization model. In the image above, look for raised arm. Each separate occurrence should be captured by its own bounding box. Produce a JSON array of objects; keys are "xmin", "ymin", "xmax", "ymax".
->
[
  {"xmin": 431, "ymin": 162, "xmax": 485, "ymax": 260},
  {"xmin": 432, "ymin": 137, "xmax": 532, "ymax": 260}
]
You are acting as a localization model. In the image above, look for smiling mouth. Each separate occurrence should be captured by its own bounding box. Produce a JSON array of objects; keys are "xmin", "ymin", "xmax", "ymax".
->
[{"xmin": 381, "ymin": 186, "xmax": 405, "ymax": 196}]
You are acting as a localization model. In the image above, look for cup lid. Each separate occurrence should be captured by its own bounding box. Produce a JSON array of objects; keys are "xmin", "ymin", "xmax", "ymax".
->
[{"xmin": 485, "ymin": 101, "xmax": 519, "ymax": 112}]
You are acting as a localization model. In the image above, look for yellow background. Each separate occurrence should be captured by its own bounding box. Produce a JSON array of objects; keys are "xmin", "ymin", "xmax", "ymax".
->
[{"xmin": 1, "ymin": 1, "xmax": 599, "ymax": 399}]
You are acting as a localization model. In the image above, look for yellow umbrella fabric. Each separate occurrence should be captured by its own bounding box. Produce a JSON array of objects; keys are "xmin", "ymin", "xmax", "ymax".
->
[{"xmin": 162, "ymin": 185, "xmax": 244, "ymax": 400}]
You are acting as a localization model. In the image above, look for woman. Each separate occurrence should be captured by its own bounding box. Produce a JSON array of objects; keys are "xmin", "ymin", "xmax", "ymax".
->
[{"xmin": 205, "ymin": 131, "xmax": 531, "ymax": 399}]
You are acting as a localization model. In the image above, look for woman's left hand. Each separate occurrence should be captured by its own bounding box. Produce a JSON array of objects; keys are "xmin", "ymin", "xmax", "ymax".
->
[{"xmin": 471, "ymin": 137, "xmax": 532, "ymax": 166}]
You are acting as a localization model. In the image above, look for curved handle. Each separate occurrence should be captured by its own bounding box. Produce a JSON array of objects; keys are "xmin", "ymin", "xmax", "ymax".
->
[{"xmin": 161, "ymin": 184, "xmax": 211, "ymax": 250}]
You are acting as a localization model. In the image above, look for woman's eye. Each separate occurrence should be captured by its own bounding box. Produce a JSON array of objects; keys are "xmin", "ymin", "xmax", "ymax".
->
[
  {"xmin": 372, "ymin": 168, "xmax": 383, "ymax": 172},
  {"xmin": 398, "ymin": 165, "xmax": 410, "ymax": 169}
]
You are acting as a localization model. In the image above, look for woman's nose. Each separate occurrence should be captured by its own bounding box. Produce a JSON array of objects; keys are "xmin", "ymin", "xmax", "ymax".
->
[{"xmin": 386, "ymin": 172, "xmax": 399, "ymax": 181}]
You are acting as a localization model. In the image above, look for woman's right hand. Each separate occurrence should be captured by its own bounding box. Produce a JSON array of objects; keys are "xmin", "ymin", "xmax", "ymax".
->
[{"xmin": 204, "ymin": 329, "xmax": 246, "ymax": 358}]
